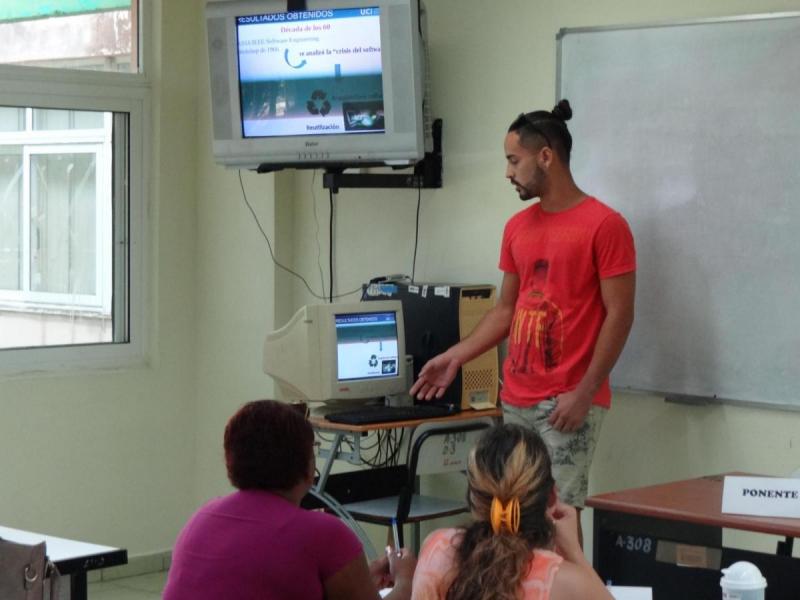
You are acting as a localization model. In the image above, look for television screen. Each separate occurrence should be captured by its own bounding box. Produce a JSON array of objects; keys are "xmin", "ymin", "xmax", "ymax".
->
[
  {"xmin": 334, "ymin": 310, "xmax": 399, "ymax": 381},
  {"xmin": 206, "ymin": 0, "xmax": 429, "ymax": 169},
  {"xmin": 237, "ymin": 7, "xmax": 386, "ymax": 138}
]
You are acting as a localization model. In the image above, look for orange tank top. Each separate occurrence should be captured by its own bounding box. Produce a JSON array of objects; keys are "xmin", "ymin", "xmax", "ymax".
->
[{"xmin": 411, "ymin": 528, "xmax": 563, "ymax": 600}]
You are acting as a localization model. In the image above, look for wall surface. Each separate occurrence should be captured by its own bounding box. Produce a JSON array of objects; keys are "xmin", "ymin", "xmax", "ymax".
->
[
  {"xmin": 0, "ymin": 0, "xmax": 199, "ymax": 555},
  {"xmin": 191, "ymin": 7, "xmax": 288, "ymax": 504}
]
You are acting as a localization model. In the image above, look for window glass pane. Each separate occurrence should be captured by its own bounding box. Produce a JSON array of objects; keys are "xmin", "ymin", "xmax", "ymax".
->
[
  {"xmin": 0, "ymin": 2, "xmax": 128, "ymax": 21},
  {"xmin": 30, "ymin": 153, "xmax": 97, "ymax": 295},
  {"xmin": 0, "ymin": 2, "xmax": 137, "ymax": 73},
  {"xmin": 0, "ymin": 104, "xmax": 126, "ymax": 351},
  {"xmin": 0, "ymin": 148, "xmax": 22, "ymax": 290},
  {"xmin": 33, "ymin": 109, "xmax": 105, "ymax": 131},
  {"xmin": 0, "ymin": 107, "xmax": 24, "ymax": 132}
]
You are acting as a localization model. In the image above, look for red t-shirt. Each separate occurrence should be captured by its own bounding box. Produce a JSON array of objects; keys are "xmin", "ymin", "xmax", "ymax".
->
[{"xmin": 498, "ymin": 197, "xmax": 636, "ymax": 408}]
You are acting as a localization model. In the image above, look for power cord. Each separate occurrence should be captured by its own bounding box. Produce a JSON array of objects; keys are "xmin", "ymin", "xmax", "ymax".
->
[
  {"xmin": 310, "ymin": 170, "xmax": 327, "ymax": 298},
  {"xmin": 239, "ymin": 170, "xmax": 362, "ymax": 300},
  {"xmin": 411, "ymin": 181, "xmax": 421, "ymax": 282},
  {"xmin": 329, "ymin": 187, "xmax": 334, "ymax": 303}
]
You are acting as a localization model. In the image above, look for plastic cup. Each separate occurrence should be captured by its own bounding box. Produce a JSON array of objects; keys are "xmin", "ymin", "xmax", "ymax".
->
[{"xmin": 720, "ymin": 561, "xmax": 766, "ymax": 600}]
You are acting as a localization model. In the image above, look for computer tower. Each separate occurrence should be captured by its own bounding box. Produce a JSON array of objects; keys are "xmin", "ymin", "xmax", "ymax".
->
[{"xmin": 363, "ymin": 281, "xmax": 499, "ymax": 410}]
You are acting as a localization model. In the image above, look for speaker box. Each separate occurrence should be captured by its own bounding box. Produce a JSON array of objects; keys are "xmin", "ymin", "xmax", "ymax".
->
[
  {"xmin": 206, "ymin": 16, "xmax": 233, "ymax": 141},
  {"xmin": 363, "ymin": 281, "xmax": 498, "ymax": 410}
]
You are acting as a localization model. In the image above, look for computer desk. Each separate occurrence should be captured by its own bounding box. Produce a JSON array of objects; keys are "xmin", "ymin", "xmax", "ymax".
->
[
  {"xmin": 0, "ymin": 525, "xmax": 127, "ymax": 600},
  {"xmin": 309, "ymin": 407, "xmax": 502, "ymax": 557},
  {"xmin": 586, "ymin": 473, "xmax": 800, "ymax": 599}
]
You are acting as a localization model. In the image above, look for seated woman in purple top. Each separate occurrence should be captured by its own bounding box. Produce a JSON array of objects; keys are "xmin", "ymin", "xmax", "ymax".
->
[{"xmin": 163, "ymin": 400, "xmax": 416, "ymax": 600}]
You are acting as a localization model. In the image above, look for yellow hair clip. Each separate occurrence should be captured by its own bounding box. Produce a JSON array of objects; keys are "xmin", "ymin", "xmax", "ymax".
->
[{"xmin": 490, "ymin": 496, "xmax": 520, "ymax": 534}]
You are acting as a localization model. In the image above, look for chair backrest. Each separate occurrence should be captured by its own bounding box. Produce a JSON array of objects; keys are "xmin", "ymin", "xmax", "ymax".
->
[
  {"xmin": 393, "ymin": 418, "xmax": 493, "ymax": 522},
  {"xmin": 407, "ymin": 418, "xmax": 494, "ymax": 478}
]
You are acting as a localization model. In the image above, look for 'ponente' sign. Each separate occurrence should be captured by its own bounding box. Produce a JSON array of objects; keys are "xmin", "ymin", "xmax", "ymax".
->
[{"xmin": 722, "ymin": 476, "xmax": 800, "ymax": 519}]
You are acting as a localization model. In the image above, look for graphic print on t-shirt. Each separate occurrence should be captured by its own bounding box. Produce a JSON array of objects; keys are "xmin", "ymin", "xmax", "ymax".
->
[{"xmin": 508, "ymin": 259, "xmax": 563, "ymax": 374}]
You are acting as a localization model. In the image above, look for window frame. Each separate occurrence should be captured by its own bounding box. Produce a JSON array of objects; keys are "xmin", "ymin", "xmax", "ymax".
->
[{"xmin": 0, "ymin": 7, "xmax": 150, "ymax": 375}]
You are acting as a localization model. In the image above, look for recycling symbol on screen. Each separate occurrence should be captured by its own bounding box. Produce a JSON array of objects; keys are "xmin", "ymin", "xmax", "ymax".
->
[{"xmin": 306, "ymin": 89, "xmax": 332, "ymax": 116}]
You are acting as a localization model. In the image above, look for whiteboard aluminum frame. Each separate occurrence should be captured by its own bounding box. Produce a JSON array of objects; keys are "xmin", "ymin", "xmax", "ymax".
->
[
  {"xmin": 556, "ymin": 11, "xmax": 800, "ymax": 104},
  {"xmin": 627, "ymin": 389, "xmax": 800, "ymax": 414}
]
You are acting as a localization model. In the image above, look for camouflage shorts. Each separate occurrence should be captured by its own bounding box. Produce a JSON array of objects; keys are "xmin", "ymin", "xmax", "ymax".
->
[{"xmin": 502, "ymin": 399, "xmax": 607, "ymax": 508}]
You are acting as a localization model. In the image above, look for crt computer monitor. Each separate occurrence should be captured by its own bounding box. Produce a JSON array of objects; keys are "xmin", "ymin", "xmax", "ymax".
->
[{"xmin": 263, "ymin": 301, "xmax": 407, "ymax": 408}]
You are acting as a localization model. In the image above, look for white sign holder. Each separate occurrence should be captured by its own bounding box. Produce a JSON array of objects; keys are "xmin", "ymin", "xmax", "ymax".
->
[{"xmin": 722, "ymin": 476, "xmax": 800, "ymax": 519}]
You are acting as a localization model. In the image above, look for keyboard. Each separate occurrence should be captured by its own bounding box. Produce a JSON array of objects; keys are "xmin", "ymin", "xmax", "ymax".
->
[{"xmin": 325, "ymin": 403, "xmax": 460, "ymax": 425}]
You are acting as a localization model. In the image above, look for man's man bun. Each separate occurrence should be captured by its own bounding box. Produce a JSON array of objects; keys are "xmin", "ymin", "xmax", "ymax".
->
[{"xmin": 551, "ymin": 99, "xmax": 572, "ymax": 122}]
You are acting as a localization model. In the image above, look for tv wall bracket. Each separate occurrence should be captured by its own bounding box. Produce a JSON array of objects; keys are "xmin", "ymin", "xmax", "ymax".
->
[
  {"xmin": 254, "ymin": 119, "xmax": 444, "ymax": 192},
  {"xmin": 321, "ymin": 118, "xmax": 443, "ymax": 193}
]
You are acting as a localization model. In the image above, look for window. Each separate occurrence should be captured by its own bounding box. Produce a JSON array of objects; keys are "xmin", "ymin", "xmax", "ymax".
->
[{"xmin": 0, "ymin": 1, "xmax": 147, "ymax": 371}]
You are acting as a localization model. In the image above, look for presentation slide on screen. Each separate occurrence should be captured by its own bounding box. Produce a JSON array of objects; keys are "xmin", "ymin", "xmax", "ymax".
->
[
  {"xmin": 237, "ymin": 7, "xmax": 385, "ymax": 138},
  {"xmin": 335, "ymin": 312, "xmax": 399, "ymax": 381}
]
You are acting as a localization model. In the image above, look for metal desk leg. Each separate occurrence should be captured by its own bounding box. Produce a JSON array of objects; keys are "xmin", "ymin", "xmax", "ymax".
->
[
  {"xmin": 70, "ymin": 572, "xmax": 88, "ymax": 600},
  {"xmin": 313, "ymin": 432, "xmax": 378, "ymax": 560},
  {"xmin": 592, "ymin": 508, "xmax": 601, "ymax": 571},
  {"xmin": 777, "ymin": 536, "xmax": 794, "ymax": 557},
  {"xmin": 316, "ymin": 432, "xmax": 344, "ymax": 491}
]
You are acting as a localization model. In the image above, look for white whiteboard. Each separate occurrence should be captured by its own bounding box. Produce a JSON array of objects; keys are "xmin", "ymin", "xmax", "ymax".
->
[{"xmin": 558, "ymin": 14, "xmax": 800, "ymax": 409}]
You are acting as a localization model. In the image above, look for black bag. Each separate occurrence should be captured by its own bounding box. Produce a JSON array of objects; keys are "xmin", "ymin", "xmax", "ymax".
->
[{"xmin": 0, "ymin": 537, "xmax": 60, "ymax": 600}]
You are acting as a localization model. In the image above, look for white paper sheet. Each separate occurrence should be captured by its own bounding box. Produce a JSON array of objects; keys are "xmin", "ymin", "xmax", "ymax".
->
[{"xmin": 608, "ymin": 586, "xmax": 653, "ymax": 600}]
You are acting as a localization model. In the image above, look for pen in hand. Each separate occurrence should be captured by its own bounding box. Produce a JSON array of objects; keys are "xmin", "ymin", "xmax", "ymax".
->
[{"xmin": 391, "ymin": 518, "xmax": 402, "ymax": 556}]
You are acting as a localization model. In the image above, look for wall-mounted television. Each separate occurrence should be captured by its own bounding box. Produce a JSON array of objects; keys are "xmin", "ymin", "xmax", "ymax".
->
[{"xmin": 205, "ymin": 0, "xmax": 430, "ymax": 170}]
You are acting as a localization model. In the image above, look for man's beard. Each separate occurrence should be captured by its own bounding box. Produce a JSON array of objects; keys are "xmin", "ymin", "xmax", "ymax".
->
[
  {"xmin": 513, "ymin": 181, "xmax": 536, "ymax": 201},
  {"xmin": 512, "ymin": 166, "xmax": 545, "ymax": 201}
]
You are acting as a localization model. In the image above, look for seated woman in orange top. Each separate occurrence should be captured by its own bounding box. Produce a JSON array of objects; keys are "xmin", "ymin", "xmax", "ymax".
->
[{"xmin": 410, "ymin": 423, "xmax": 612, "ymax": 600}]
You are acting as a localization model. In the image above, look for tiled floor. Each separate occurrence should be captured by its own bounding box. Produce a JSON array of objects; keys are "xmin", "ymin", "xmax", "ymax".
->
[{"xmin": 88, "ymin": 571, "xmax": 167, "ymax": 600}]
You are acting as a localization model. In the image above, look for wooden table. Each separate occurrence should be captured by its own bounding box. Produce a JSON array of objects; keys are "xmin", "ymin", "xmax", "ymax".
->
[
  {"xmin": 310, "ymin": 407, "xmax": 502, "ymax": 486},
  {"xmin": 0, "ymin": 525, "xmax": 127, "ymax": 600},
  {"xmin": 586, "ymin": 474, "xmax": 800, "ymax": 599},
  {"xmin": 310, "ymin": 406, "xmax": 503, "ymax": 432}
]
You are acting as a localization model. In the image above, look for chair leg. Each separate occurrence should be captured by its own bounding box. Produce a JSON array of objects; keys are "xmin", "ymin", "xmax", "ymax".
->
[{"xmin": 412, "ymin": 522, "xmax": 421, "ymax": 554}]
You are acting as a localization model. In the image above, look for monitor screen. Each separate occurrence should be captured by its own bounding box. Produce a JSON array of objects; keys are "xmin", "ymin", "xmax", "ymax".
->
[
  {"xmin": 236, "ymin": 7, "xmax": 385, "ymax": 139},
  {"xmin": 263, "ymin": 300, "xmax": 407, "ymax": 404},
  {"xmin": 335, "ymin": 310, "xmax": 399, "ymax": 381}
]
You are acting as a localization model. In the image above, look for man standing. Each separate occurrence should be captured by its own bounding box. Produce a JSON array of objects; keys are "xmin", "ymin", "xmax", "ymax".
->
[{"xmin": 409, "ymin": 100, "xmax": 636, "ymax": 539}]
